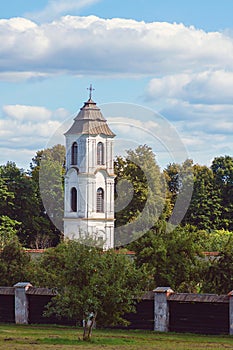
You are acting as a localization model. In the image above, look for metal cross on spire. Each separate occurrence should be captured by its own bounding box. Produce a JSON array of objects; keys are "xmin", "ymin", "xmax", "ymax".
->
[{"xmin": 87, "ymin": 84, "xmax": 95, "ymax": 99}]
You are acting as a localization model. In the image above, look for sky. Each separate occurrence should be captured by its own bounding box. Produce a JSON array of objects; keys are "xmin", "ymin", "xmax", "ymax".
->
[{"xmin": 0, "ymin": 0, "xmax": 233, "ymax": 170}]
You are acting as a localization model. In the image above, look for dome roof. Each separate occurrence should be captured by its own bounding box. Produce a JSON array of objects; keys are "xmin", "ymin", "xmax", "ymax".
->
[{"xmin": 65, "ymin": 98, "xmax": 115, "ymax": 137}]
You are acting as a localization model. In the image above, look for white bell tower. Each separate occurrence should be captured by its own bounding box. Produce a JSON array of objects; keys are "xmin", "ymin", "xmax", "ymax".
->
[{"xmin": 63, "ymin": 86, "xmax": 115, "ymax": 249}]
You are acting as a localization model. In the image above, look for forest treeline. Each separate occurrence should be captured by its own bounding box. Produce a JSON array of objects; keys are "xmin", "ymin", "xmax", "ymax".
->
[
  {"xmin": 0, "ymin": 144, "xmax": 232, "ymax": 293},
  {"xmin": 1, "ymin": 144, "xmax": 232, "ymax": 247}
]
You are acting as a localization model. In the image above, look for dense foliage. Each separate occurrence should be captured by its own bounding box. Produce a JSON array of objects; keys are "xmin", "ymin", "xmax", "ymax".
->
[
  {"xmin": 0, "ymin": 145, "xmax": 65, "ymax": 248},
  {"xmin": 30, "ymin": 240, "xmax": 147, "ymax": 339},
  {"xmin": 0, "ymin": 145, "xmax": 232, "ymax": 296}
]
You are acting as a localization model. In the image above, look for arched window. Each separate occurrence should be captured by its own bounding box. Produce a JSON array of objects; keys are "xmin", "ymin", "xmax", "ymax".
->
[
  {"xmin": 97, "ymin": 142, "xmax": 104, "ymax": 165},
  {"xmin": 71, "ymin": 187, "xmax": 77, "ymax": 212},
  {"xmin": 96, "ymin": 188, "xmax": 104, "ymax": 212},
  {"xmin": 71, "ymin": 142, "xmax": 78, "ymax": 165}
]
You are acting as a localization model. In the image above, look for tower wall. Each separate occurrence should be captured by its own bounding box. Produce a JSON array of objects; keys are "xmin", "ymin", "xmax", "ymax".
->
[{"xmin": 63, "ymin": 97, "xmax": 115, "ymax": 249}]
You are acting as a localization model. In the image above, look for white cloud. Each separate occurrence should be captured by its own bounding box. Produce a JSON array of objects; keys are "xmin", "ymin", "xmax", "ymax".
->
[
  {"xmin": 0, "ymin": 15, "xmax": 232, "ymax": 168},
  {"xmin": 0, "ymin": 147, "xmax": 37, "ymax": 169},
  {"xmin": 156, "ymin": 99, "xmax": 233, "ymax": 165},
  {"xmin": 0, "ymin": 105, "xmax": 69, "ymax": 168},
  {"xmin": 0, "ymin": 72, "xmax": 51, "ymax": 82},
  {"xmin": 0, "ymin": 16, "xmax": 233, "ymax": 79},
  {"xmin": 145, "ymin": 68, "xmax": 233, "ymax": 164},
  {"xmin": 147, "ymin": 70, "xmax": 233, "ymax": 104},
  {"xmin": 25, "ymin": 0, "xmax": 101, "ymax": 23},
  {"xmin": 3, "ymin": 105, "xmax": 52, "ymax": 121}
]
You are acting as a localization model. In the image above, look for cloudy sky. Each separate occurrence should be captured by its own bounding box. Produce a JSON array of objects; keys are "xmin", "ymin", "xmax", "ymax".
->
[{"xmin": 0, "ymin": 0, "xmax": 233, "ymax": 170}]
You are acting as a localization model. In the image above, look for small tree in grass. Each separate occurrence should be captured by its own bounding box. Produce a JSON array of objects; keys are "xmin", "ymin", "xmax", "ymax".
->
[{"xmin": 33, "ymin": 240, "xmax": 146, "ymax": 341}]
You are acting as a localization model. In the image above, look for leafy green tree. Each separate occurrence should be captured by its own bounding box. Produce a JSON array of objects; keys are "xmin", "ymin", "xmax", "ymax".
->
[
  {"xmin": 0, "ymin": 216, "xmax": 21, "ymax": 249},
  {"xmin": 0, "ymin": 167, "xmax": 20, "ymax": 247},
  {"xmin": 164, "ymin": 159, "xmax": 194, "ymax": 225},
  {"xmin": 30, "ymin": 144, "xmax": 65, "ymax": 247},
  {"xmin": 183, "ymin": 165, "xmax": 222, "ymax": 230},
  {"xmin": 0, "ymin": 240, "xmax": 31, "ymax": 286},
  {"xmin": 0, "ymin": 166, "xmax": 14, "ymax": 213},
  {"xmin": 131, "ymin": 222, "xmax": 205, "ymax": 292},
  {"xmin": 164, "ymin": 162, "xmax": 182, "ymax": 211},
  {"xmin": 0, "ymin": 162, "xmax": 38, "ymax": 242},
  {"xmin": 211, "ymin": 155, "xmax": 233, "ymax": 230},
  {"xmin": 202, "ymin": 235, "xmax": 233, "ymax": 294},
  {"xmin": 114, "ymin": 145, "xmax": 165, "ymax": 246},
  {"xmin": 32, "ymin": 240, "xmax": 146, "ymax": 340},
  {"xmin": 198, "ymin": 229, "xmax": 233, "ymax": 252},
  {"xmin": 39, "ymin": 158, "xmax": 64, "ymax": 234}
]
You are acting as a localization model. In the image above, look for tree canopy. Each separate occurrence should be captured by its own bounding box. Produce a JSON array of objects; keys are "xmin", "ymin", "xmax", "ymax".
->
[
  {"xmin": 0, "ymin": 146, "xmax": 232, "ymax": 298},
  {"xmin": 31, "ymin": 240, "xmax": 147, "ymax": 340}
]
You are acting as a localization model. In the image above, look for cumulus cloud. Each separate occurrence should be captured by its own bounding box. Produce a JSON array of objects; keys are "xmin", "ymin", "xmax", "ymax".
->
[
  {"xmin": 0, "ymin": 72, "xmax": 51, "ymax": 82},
  {"xmin": 0, "ymin": 16, "xmax": 233, "ymax": 79},
  {"xmin": 156, "ymin": 98, "xmax": 233, "ymax": 165},
  {"xmin": 25, "ymin": 0, "xmax": 101, "ymax": 23},
  {"xmin": 0, "ymin": 105, "xmax": 69, "ymax": 167},
  {"xmin": 0, "ymin": 15, "xmax": 232, "ymax": 168},
  {"xmin": 3, "ymin": 105, "xmax": 52, "ymax": 121},
  {"xmin": 0, "ymin": 147, "xmax": 37, "ymax": 169},
  {"xmin": 147, "ymin": 70, "xmax": 233, "ymax": 104},
  {"xmin": 145, "ymin": 67, "xmax": 233, "ymax": 165}
]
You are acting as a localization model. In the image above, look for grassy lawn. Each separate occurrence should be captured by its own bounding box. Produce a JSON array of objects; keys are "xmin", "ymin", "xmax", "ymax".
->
[{"xmin": 0, "ymin": 324, "xmax": 233, "ymax": 349}]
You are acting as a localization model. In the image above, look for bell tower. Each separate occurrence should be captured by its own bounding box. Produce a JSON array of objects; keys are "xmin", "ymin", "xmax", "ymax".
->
[{"xmin": 63, "ymin": 86, "xmax": 115, "ymax": 249}]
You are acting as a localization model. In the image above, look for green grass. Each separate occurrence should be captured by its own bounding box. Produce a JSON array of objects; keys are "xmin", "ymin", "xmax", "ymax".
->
[{"xmin": 0, "ymin": 324, "xmax": 232, "ymax": 349}]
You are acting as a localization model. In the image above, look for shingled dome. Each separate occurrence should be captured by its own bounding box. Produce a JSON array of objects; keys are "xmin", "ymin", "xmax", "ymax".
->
[{"xmin": 65, "ymin": 98, "xmax": 115, "ymax": 136}]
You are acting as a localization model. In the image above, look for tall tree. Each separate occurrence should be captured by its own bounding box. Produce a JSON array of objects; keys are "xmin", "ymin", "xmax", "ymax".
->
[
  {"xmin": 131, "ymin": 222, "xmax": 205, "ymax": 292},
  {"xmin": 211, "ymin": 156, "xmax": 233, "ymax": 230},
  {"xmin": 164, "ymin": 159, "xmax": 194, "ymax": 226},
  {"xmin": 0, "ymin": 216, "xmax": 20, "ymax": 249},
  {"xmin": 0, "ymin": 162, "xmax": 39, "ymax": 245},
  {"xmin": 0, "ymin": 240, "xmax": 31, "ymax": 286},
  {"xmin": 183, "ymin": 164, "xmax": 222, "ymax": 230},
  {"xmin": 202, "ymin": 234, "xmax": 233, "ymax": 294},
  {"xmin": 114, "ymin": 145, "xmax": 165, "ymax": 246},
  {"xmin": 0, "ymin": 166, "xmax": 14, "ymax": 212},
  {"xmin": 29, "ymin": 144, "xmax": 66, "ymax": 247}
]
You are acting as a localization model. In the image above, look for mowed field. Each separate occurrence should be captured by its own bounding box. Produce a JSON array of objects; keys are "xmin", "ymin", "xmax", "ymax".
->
[{"xmin": 0, "ymin": 324, "xmax": 233, "ymax": 350}]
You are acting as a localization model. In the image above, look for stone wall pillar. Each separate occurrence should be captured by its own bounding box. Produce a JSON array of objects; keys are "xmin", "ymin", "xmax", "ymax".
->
[
  {"xmin": 14, "ymin": 282, "xmax": 32, "ymax": 324},
  {"xmin": 154, "ymin": 287, "xmax": 174, "ymax": 332},
  {"xmin": 228, "ymin": 290, "xmax": 233, "ymax": 335}
]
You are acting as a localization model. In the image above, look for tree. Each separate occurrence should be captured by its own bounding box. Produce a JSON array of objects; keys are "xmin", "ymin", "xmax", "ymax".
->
[
  {"xmin": 183, "ymin": 165, "xmax": 222, "ymax": 230},
  {"xmin": 39, "ymin": 157, "xmax": 64, "ymax": 234},
  {"xmin": 0, "ymin": 166, "xmax": 14, "ymax": 213},
  {"xmin": 114, "ymin": 145, "xmax": 165, "ymax": 246},
  {"xmin": 0, "ymin": 161, "xmax": 40, "ymax": 246},
  {"xmin": 0, "ymin": 216, "xmax": 20, "ymax": 249},
  {"xmin": 164, "ymin": 159, "xmax": 194, "ymax": 226},
  {"xmin": 198, "ymin": 229, "xmax": 233, "ymax": 252},
  {"xmin": 164, "ymin": 162, "xmax": 182, "ymax": 211},
  {"xmin": 0, "ymin": 240, "xmax": 31, "ymax": 286},
  {"xmin": 211, "ymin": 156, "xmax": 233, "ymax": 230},
  {"xmin": 131, "ymin": 222, "xmax": 205, "ymax": 292},
  {"xmin": 30, "ymin": 144, "xmax": 65, "ymax": 247},
  {"xmin": 0, "ymin": 167, "xmax": 20, "ymax": 247},
  {"xmin": 202, "ymin": 235, "xmax": 233, "ymax": 294},
  {"xmin": 32, "ymin": 240, "xmax": 147, "ymax": 340}
]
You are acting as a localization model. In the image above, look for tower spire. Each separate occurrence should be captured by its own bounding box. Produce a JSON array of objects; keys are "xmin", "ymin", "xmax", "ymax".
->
[{"xmin": 87, "ymin": 84, "xmax": 95, "ymax": 100}]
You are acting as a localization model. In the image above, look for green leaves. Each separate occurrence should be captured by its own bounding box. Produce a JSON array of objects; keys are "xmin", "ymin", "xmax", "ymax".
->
[
  {"xmin": 33, "ymin": 240, "xmax": 146, "ymax": 329},
  {"xmin": 0, "ymin": 240, "xmax": 31, "ymax": 286},
  {"xmin": 114, "ymin": 145, "xmax": 165, "ymax": 246},
  {"xmin": 0, "ymin": 215, "xmax": 20, "ymax": 249},
  {"xmin": 131, "ymin": 222, "xmax": 204, "ymax": 292}
]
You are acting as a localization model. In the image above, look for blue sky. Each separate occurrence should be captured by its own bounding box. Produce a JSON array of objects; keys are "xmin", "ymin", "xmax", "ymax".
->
[{"xmin": 0, "ymin": 0, "xmax": 233, "ymax": 169}]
